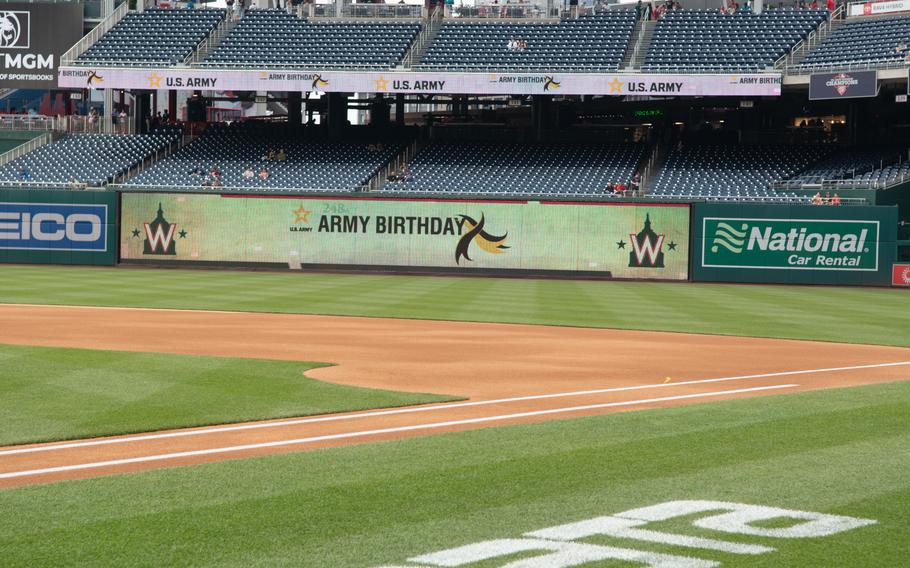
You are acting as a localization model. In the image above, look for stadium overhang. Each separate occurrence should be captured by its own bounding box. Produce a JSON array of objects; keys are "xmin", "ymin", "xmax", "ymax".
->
[{"xmin": 58, "ymin": 66, "xmax": 783, "ymax": 97}]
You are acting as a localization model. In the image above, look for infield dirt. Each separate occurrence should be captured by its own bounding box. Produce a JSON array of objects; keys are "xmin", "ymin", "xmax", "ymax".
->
[{"xmin": 1, "ymin": 304, "xmax": 908, "ymax": 488}]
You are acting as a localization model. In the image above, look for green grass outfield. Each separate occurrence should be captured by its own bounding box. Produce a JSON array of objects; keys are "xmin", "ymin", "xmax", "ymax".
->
[
  {"xmin": 1, "ymin": 265, "xmax": 909, "ymax": 346},
  {"xmin": 0, "ymin": 381, "xmax": 907, "ymax": 567},
  {"xmin": 0, "ymin": 344, "xmax": 453, "ymax": 446}
]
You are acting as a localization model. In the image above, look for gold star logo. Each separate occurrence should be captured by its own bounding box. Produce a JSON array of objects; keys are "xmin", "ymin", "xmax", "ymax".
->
[
  {"xmin": 259, "ymin": 71, "xmax": 269, "ymax": 79},
  {"xmin": 730, "ymin": 75, "xmax": 739, "ymax": 83},
  {"xmin": 489, "ymin": 74, "xmax": 498, "ymax": 82},
  {"xmin": 147, "ymin": 72, "xmax": 163, "ymax": 88},
  {"xmin": 374, "ymin": 75, "xmax": 389, "ymax": 92},
  {"xmin": 293, "ymin": 205, "xmax": 312, "ymax": 224},
  {"xmin": 608, "ymin": 78, "xmax": 623, "ymax": 94}
]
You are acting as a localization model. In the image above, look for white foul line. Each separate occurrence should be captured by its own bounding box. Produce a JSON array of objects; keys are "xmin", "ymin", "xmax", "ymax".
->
[
  {"xmin": 1, "ymin": 360, "xmax": 907, "ymax": 458},
  {"xmin": 0, "ymin": 384, "xmax": 797, "ymax": 480}
]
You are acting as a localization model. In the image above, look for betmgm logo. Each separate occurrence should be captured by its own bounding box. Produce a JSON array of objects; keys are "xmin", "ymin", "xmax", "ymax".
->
[{"xmin": 0, "ymin": 11, "xmax": 29, "ymax": 50}]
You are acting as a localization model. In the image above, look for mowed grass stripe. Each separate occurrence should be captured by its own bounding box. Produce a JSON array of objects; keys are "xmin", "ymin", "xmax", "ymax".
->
[
  {"xmin": 1, "ymin": 265, "xmax": 908, "ymax": 346},
  {"xmin": 0, "ymin": 344, "xmax": 456, "ymax": 446},
  {"xmin": 0, "ymin": 381, "xmax": 907, "ymax": 567}
]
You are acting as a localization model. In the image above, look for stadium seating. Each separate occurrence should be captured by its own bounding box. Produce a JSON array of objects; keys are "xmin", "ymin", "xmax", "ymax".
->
[
  {"xmin": 782, "ymin": 147, "xmax": 903, "ymax": 184},
  {"xmin": 203, "ymin": 9, "xmax": 420, "ymax": 68},
  {"xmin": 798, "ymin": 15, "xmax": 910, "ymax": 70},
  {"xmin": 76, "ymin": 9, "xmax": 226, "ymax": 66},
  {"xmin": 381, "ymin": 141, "xmax": 644, "ymax": 195},
  {"xmin": 125, "ymin": 123, "xmax": 402, "ymax": 191},
  {"xmin": 643, "ymin": 9, "xmax": 827, "ymax": 72},
  {"xmin": 0, "ymin": 130, "xmax": 180, "ymax": 187},
  {"xmin": 649, "ymin": 144, "xmax": 829, "ymax": 201},
  {"xmin": 419, "ymin": 11, "xmax": 636, "ymax": 72}
]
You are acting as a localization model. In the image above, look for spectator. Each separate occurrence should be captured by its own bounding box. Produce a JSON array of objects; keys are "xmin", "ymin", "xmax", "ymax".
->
[
  {"xmin": 210, "ymin": 165, "xmax": 221, "ymax": 178},
  {"xmin": 211, "ymin": 176, "xmax": 223, "ymax": 188},
  {"xmin": 68, "ymin": 175, "xmax": 81, "ymax": 189},
  {"xmin": 88, "ymin": 107, "xmax": 99, "ymax": 124},
  {"xmin": 615, "ymin": 181, "xmax": 627, "ymax": 195},
  {"xmin": 810, "ymin": 0, "xmax": 818, "ymax": 9},
  {"xmin": 17, "ymin": 163, "xmax": 29, "ymax": 181},
  {"xmin": 519, "ymin": 39, "xmax": 528, "ymax": 50},
  {"xmin": 242, "ymin": 165, "xmax": 255, "ymax": 180},
  {"xmin": 827, "ymin": 0, "xmax": 835, "ymax": 11},
  {"xmin": 897, "ymin": 42, "xmax": 908, "ymax": 53},
  {"xmin": 507, "ymin": 37, "xmax": 517, "ymax": 50},
  {"xmin": 824, "ymin": 191, "xmax": 831, "ymax": 204},
  {"xmin": 276, "ymin": 147, "xmax": 287, "ymax": 161},
  {"xmin": 604, "ymin": 181, "xmax": 615, "ymax": 193},
  {"xmin": 189, "ymin": 165, "xmax": 204, "ymax": 178},
  {"xmin": 259, "ymin": 166, "xmax": 270, "ymax": 180},
  {"xmin": 811, "ymin": 191, "xmax": 823, "ymax": 205},
  {"xmin": 630, "ymin": 171, "xmax": 641, "ymax": 194},
  {"xmin": 832, "ymin": 193, "xmax": 842, "ymax": 206}
]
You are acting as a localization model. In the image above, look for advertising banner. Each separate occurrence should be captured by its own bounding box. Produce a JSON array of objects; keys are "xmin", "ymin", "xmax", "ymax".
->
[
  {"xmin": 58, "ymin": 66, "xmax": 783, "ymax": 97},
  {"xmin": 0, "ymin": 188, "xmax": 117, "ymax": 265},
  {"xmin": 893, "ymin": 263, "xmax": 910, "ymax": 286},
  {"xmin": 0, "ymin": 3, "xmax": 83, "ymax": 89},
  {"xmin": 692, "ymin": 203, "xmax": 898, "ymax": 286},
  {"xmin": 848, "ymin": 0, "xmax": 910, "ymax": 16},
  {"xmin": 809, "ymin": 70, "xmax": 879, "ymax": 101},
  {"xmin": 119, "ymin": 193, "xmax": 691, "ymax": 279}
]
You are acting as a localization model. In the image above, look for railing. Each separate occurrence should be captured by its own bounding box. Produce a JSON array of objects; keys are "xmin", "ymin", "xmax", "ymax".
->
[
  {"xmin": 61, "ymin": 0, "xmax": 130, "ymax": 65},
  {"xmin": 772, "ymin": 171, "xmax": 910, "ymax": 191},
  {"xmin": 776, "ymin": 4, "xmax": 845, "ymax": 71},
  {"xmin": 370, "ymin": 139, "xmax": 421, "ymax": 191},
  {"xmin": 0, "ymin": 115, "xmax": 57, "ymax": 132},
  {"xmin": 401, "ymin": 5, "xmax": 442, "ymax": 69},
  {"xmin": 453, "ymin": 2, "xmax": 550, "ymax": 20},
  {"xmin": 789, "ymin": 58, "xmax": 909, "ymax": 75},
  {"xmin": 624, "ymin": 12, "xmax": 652, "ymax": 70},
  {"xmin": 0, "ymin": 133, "xmax": 52, "ymax": 167},
  {"xmin": 191, "ymin": 11, "xmax": 234, "ymax": 64},
  {"xmin": 339, "ymin": 4, "xmax": 423, "ymax": 18},
  {"xmin": 116, "ymin": 135, "xmax": 182, "ymax": 184},
  {"xmin": 639, "ymin": 139, "xmax": 663, "ymax": 195}
]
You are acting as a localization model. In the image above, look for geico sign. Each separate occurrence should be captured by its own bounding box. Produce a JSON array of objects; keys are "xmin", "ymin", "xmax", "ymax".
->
[
  {"xmin": 374, "ymin": 500, "xmax": 877, "ymax": 568},
  {"xmin": 0, "ymin": 202, "xmax": 108, "ymax": 251},
  {"xmin": 3, "ymin": 53, "xmax": 52, "ymax": 70}
]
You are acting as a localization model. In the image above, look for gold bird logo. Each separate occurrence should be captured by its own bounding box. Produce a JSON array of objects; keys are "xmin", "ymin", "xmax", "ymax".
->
[
  {"xmin": 311, "ymin": 74, "xmax": 329, "ymax": 90},
  {"xmin": 86, "ymin": 70, "xmax": 104, "ymax": 86},
  {"xmin": 543, "ymin": 76, "xmax": 561, "ymax": 91},
  {"xmin": 455, "ymin": 214, "xmax": 509, "ymax": 264}
]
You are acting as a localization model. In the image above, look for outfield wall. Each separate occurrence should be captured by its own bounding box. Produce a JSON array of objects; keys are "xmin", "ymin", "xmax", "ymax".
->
[
  {"xmin": 119, "ymin": 193, "xmax": 691, "ymax": 280},
  {"xmin": 0, "ymin": 188, "xmax": 117, "ymax": 266},
  {"xmin": 691, "ymin": 203, "xmax": 898, "ymax": 286}
]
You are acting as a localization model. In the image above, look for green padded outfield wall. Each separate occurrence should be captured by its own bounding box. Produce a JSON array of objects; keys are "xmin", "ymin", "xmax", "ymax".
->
[
  {"xmin": 0, "ymin": 188, "xmax": 117, "ymax": 266},
  {"xmin": 119, "ymin": 193, "xmax": 691, "ymax": 279},
  {"xmin": 691, "ymin": 202, "xmax": 898, "ymax": 286}
]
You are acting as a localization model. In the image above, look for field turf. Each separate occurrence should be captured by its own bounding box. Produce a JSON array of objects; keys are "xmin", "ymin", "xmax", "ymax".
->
[
  {"xmin": 0, "ymin": 344, "xmax": 454, "ymax": 446},
  {"xmin": 0, "ymin": 381, "xmax": 907, "ymax": 567},
  {"xmin": 1, "ymin": 264, "xmax": 909, "ymax": 346}
]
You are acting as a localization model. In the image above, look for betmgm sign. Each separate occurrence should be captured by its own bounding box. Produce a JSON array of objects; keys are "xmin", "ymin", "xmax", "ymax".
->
[{"xmin": 0, "ymin": 4, "xmax": 82, "ymax": 89}]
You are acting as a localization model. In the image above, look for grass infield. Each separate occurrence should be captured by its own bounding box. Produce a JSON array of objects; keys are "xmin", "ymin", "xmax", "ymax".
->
[
  {"xmin": 1, "ymin": 265, "xmax": 909, "ymax": 346},
  {"xmin": 0, "ymin": 344, "xmax": 455, "ymax": 446},
  {"xmin": 0, "ymin": 381, "xmax": 907, "ymax": 567}
]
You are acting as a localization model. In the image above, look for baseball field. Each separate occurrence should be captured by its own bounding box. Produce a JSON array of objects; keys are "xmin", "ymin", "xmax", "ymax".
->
[{"xmin": 1, "ymin": 264, "xmax": 908, "ymax": 567}]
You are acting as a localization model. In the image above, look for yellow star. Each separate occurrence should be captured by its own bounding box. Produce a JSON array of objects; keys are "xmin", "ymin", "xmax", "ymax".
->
[
  {"xmin": 374, "ymin": 75, "xmax": 389, "ymax": 92},
  {"xmin": 730, "ymin": 75, "xmax": 739, "ymax": 83},
  {"xmin": 147, "ymin": 72, "xmax": 163, "ymax": 88},
  {"xmin": 489, "ymin": 74, "xmax": 498, "ymax": 81},
  {"xmin": 608, "ymin": 78, "xmax": 623, "ymax": 94},
  {"xmin": 293, "ymin": 205, "xmax": 312, "ymax": 224}
]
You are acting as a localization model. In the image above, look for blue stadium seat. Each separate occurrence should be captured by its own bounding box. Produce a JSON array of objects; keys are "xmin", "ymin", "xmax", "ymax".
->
[
  {"xmin": 419, "ymin": 11, "xmax": 636, "ymax": 72},
  {"xmin": 643, "ymin": 8, "xmax": 827, "ymax": 72},
  {"xmin": 799, "ymin": 15, "xmax": 910, "ymax": 70},
  {"xmin": 76, "ymin": 9, "xmax": 226, "ymax": 66}
]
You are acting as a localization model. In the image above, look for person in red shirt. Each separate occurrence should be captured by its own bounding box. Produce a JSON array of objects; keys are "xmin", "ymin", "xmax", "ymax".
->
[{"xmin": 826, "ymin": 0, "xmax": 835, "ymax": 11}]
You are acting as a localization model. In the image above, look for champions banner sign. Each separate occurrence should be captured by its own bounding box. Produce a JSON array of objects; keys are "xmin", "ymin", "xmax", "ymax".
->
[
  {"xmin": 59, "ymin": 66, "xmax": 783, "ymax": 97},
  {"xmin": 119, "ymin": 193, "xmax": 690, "ymax": 279},
  {"xmin": 809, "ymin": 70, "xmax": 879, "ymax": 101}
]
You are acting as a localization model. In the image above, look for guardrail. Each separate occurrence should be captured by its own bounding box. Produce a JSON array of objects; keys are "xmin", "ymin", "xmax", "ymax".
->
[
  {"xmin": 340, "ymin": 4, "xmax": 422, "ymax": 18},
  {"xmin": 0, "ymin": 133, "xmax": 52, "ymax": 167},
  {"xmin": 401, "ymin": 5, "xmax": 441, "ymax": 69},
  {"xmin": 776, "ymin": 4, "xmax": 844, "ymax": 71},
  {"xmin": 788, "ymin": 58, "xmax": 909, "ymax": 75},
  {"xmin": 772, "ymin": 171, "xmax": 910, "ymax": 191},
  {"xmin": 61, "ymin": 0, "xmax": 130, "ymax": 65},
  {"xmin": 0, "ymin": 115, "xmax": 56, "ymax": 131}
]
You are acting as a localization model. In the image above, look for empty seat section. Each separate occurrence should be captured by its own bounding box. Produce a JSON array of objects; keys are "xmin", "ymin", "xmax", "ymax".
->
[
  {"xmin": 799, "ymin": 15, "xmax": 910, "ymax": 69},
  {"xmin": 643, "ymin": 8, "xmax": 827, "ymax": 72},
  {"xmin": 420, "ymin": 11, "xmax": 636, "ymax": 72},
  {"xmin": 381, "ymin": 141, "xmax": 645, "ymax": 196},
  {"xmin": 203, "ymin": 9, "xmax": 420, "ymax": 68},
  {"xmin": 76, "ymin": 9, "xmax": 226, "ymax": 66},
  {"xmin": 649, "ymin": 144, "xmax": 828, "ymax": 201},
  {"xmin": 125, "ymin": 122, "xmax": 403, "ymax": 191},
  {"xmin": 0, "ymin": 129, "xmax": 180, "ymax": 186}
]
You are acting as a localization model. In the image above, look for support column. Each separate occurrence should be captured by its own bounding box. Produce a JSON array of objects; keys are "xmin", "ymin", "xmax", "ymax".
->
[
  {"xmin": 371, "ymin": 93, "xmax": 390, "ymax": 128},
  {"xmin": 135, "ymin": 91, "xmax": 152, "ymax": 135},
  {"xmin": 167, "ymin": 90, "xmax": 177, "ymax": 122},
  {"xmin": 326, "ymin": 92, "xmax": 348, "ymax": 140},
  {"xmin": 103, "ymin": 88, "xmax": 114, "ymax": 133},
  {"xmin": 531, "ymin": 95, "xmax": 552, "ymax": 142},
  {"xmin": 395, "ymin": 93, "xmax": 405, "ymax": 125},
  {"xmin": 287, "ymin": 91, "xmax": 302, "ymax": 125}
]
